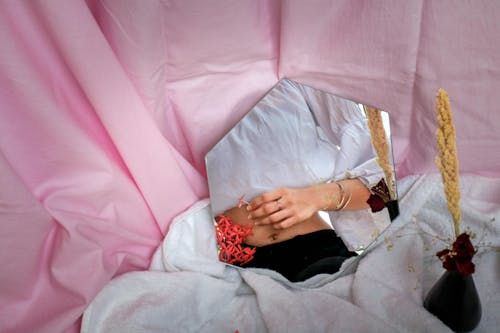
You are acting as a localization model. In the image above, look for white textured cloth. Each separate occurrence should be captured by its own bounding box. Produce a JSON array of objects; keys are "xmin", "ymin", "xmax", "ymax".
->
[
  {"xmin": 82, "ymin": 174, "xmax": 500, "ymax": 333},
  {"xmin": 206, "ymin": 79, "xmax": 387, "ymax": 250}
]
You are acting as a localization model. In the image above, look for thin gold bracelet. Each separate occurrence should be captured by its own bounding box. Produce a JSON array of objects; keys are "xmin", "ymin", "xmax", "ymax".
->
[
  {"xmin": 323, "ymin": 180, "xmax": 350, "ymax": 211},
  {"xmin": 332, "ymin": 181, "xmax": 347, "ymax": 211},
  {"xmin": 337, "ymin": 190, "xmax": 352, "ymax": 210},
  {"xmin": 334, "ymin": 184, "xmax": 345, "ymax": 210},
  {"xmin": 323, "ymin": 181, "xmax": 341, "ymax": 211}
]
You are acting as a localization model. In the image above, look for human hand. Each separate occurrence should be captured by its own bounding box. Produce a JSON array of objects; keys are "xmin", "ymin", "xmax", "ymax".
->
[{"xmin": 246, "ymin": 187, "xmax": 322, "ymax": 229}]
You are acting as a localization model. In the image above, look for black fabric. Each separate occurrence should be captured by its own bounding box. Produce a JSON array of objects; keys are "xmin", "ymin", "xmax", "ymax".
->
[{"xmin": 243, "ymin": 229, "xmax": 357, "ymax": 282}]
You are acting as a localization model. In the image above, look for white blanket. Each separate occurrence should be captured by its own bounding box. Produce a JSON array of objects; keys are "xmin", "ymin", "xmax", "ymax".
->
[{"xmin": 81, "ymin": 175, "xmax": 500, "ymax": 332}]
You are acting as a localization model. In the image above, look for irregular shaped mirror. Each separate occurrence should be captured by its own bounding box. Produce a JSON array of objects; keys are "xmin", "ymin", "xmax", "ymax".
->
[{"xmin": 206, "ymin": 79, "xmax": 398, "ymax": 282}]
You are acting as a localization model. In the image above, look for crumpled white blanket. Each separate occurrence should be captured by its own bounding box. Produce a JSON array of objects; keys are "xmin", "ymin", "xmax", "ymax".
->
[{"xmin": 81, "ymin": 174, "xmax": 500, "ymax": 333}]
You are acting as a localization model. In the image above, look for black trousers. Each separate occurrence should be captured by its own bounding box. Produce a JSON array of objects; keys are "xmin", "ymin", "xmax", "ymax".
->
[{"xmin": 244, "ymin": 229, "xmax": 357, "ymax": 282}]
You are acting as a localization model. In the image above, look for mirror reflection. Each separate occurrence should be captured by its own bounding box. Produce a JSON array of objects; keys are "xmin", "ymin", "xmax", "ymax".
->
[{"xmin": 206, "ymin": 79, "xmax": 398, "ymax": 282}]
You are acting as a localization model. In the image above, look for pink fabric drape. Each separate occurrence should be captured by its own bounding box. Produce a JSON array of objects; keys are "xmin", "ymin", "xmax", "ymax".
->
[{"xmin": 1, "ymin": 1, "xmax": 499, "ymax": 332}]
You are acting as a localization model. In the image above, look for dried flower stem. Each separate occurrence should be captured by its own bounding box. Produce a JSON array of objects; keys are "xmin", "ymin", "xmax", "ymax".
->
[
  {"xmin": 435, "ymin": 89, "xmax": 461, "ymax": 238},
  {"xmin": 365, "ymin": 106, "xmax": 396, "ymax": 200}
]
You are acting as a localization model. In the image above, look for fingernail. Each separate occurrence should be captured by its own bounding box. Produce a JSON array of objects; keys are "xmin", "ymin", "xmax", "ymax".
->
[
  {"xmin": 247, "ymin": 215, "xmax": 252, "ymax": 220},
  {"xmin": 246, "ymin": 205, "xmax": 251, "ymax": 211}
]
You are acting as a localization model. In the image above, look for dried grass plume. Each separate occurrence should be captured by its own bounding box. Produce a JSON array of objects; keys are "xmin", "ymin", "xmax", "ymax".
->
[
  {"xmin": 365, "ymin": 106, "xmax": 396, "ymax": 200},
  {"xmin": 435, "ymin": 88, "xmax": 461, "ymax": 237}
]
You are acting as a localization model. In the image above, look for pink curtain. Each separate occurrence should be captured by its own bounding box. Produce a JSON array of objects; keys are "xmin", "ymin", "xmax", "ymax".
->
[{"xmin": 1, "ymin": 1, "xmax": 499, "ymax": 332}]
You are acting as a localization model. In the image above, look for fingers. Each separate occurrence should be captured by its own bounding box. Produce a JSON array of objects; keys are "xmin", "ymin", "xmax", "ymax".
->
[
  {"xmin": 245, "ymin": 188, "xmax": 303, "ymax": 229},
  {"xmin": 247, "ymin": 188, "xmax": 284, "ymax": 211},
  {"xmin": 273, "ymin": 216, "xmax": 300, "ymax": 229},
  {"xmin": 248, "ymin": 199, "xmax": 284, "ymax": 220},
  {"xmin": 254, "ymin": 213, "xmax": 301, "ymax": 230},
  {"xmin": 252, "ymin": 208, "xmax": 291, "ymax": 226}
]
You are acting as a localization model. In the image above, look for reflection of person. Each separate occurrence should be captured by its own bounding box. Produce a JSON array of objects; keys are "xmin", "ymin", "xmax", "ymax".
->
[
  {"xmin": 219, "ymin": 178, "xmax": 373, "ymax": 282},
  {"xmin": 207, "ymin": 79, "xmax": 388, "ymax": 282}
]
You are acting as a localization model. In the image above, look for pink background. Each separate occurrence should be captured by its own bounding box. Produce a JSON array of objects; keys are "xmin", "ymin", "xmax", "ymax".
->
[{"xmin": 1, "ymin": 1, "xmax": 499, "ymax": 332}]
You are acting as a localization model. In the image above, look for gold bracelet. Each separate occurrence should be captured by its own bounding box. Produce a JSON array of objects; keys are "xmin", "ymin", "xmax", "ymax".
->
[
  {"xmin": 333, "ymin": 182, "xmax": 347, "ymax": 211},
  {"xmin": 322, "ymin": 181, "xmax": 350, "ymax": 211},
  {"xmin": 323, "ymin": 181, "xmax": 341, "ymax": 211},
  {"xmin": 337, "ymin": 190, "xmax": 352, "ymax": 210}
]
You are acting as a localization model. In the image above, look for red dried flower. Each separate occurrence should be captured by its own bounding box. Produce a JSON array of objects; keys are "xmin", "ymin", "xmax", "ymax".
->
[
  {"xmin": 371, "ymin": 178, "xmax": 391, "ymax": 202},
  {"xmin": 436, "ymin": 232, "xmax": 476, "ymax": 275},
  {"xmin": 367, "ymin": 194, "xmax": 385, "ymax": 212},
  {"xmin": 367, "ymin": 178, "xmax": 391, "ymax": 213}
]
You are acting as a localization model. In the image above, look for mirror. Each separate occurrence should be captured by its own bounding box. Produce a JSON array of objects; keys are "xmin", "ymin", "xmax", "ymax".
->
[{"xmin": 205, "ymin": 79, "xmax": 398, "ymax": 282}]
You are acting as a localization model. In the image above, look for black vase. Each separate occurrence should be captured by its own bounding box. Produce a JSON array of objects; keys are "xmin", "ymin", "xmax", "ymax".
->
[
  {"xmin": 424, "ymin": 270, "xmax": 481, "ymax": 332},
  {"xmin": 385, "ymin": 200, "xmax": 399, "ymax": 221}
]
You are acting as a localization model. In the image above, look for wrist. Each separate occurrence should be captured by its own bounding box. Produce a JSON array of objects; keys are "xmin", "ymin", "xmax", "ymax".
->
[
  {"xmin": 319, "ymin": 181, "xmax": 352, "ymax": 211},
  {"xmin": 312, "ymin": 183, "xmax": 337, "ymax": 211}
]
